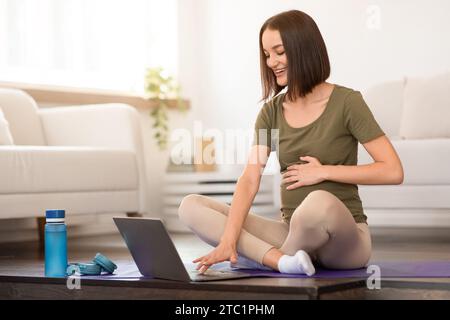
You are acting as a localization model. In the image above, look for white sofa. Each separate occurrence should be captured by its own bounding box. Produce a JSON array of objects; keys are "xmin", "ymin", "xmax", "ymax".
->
[
  {"xmin": 358, "ymin": 76, "xmax": 450, "ymax": 227},
  {"xmin": 0, "ymin": 88, "xmax": 147, "ymax": 225}
]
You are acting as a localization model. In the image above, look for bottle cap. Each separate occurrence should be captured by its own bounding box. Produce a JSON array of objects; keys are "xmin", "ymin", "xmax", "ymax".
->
[{"xmin": 45, "ymin": 209, "xmax": 65, "ymax": 222}]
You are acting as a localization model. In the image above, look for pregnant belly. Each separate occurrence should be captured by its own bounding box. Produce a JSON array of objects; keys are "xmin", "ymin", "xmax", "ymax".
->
[{"xmin": 280, "ymin": 180, "xmax": 359, "ymax": 213}]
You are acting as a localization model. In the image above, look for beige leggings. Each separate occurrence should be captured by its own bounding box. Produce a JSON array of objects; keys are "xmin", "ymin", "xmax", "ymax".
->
[{"xmin": 178, "ymin": 190, "xmax": 372, "ymax": 269}]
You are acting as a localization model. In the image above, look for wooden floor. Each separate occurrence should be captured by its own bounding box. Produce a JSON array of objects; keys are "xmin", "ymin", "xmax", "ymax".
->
[{"xmin": 0, "ymin": 227, "xmax": 450, "ymax": 300}]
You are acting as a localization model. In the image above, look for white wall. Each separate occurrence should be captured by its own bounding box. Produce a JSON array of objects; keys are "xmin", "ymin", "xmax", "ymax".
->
[{"xmin": 178, "ymin": 0, "xmax": 450, "ymax": 133}]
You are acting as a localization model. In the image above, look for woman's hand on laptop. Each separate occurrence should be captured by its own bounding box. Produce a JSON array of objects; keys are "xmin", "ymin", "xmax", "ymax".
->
[{"xmin": 193, "ymin": 241, "xmax": 238, "ymax": 274}]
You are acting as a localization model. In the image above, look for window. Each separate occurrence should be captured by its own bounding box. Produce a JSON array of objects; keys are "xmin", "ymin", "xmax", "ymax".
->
[{"xmin": 0, "ymin": 0, "xmax": 178, "ymax": 92}]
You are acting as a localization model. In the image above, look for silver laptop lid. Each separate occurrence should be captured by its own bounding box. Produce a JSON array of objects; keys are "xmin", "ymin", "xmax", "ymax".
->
[{"xmin": 113, "ymin": 217, "xmax": 191, "ymax": 282}]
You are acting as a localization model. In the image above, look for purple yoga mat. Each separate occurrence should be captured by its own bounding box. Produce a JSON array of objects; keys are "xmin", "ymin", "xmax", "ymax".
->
[
  {"xmin": 82, "ymin": 260, "xmax": 450, "ymax": 280},
  {"xmin": 225, "ymin": 260, "xmax": 450, "ymax": 278},
  {"xmin": 195, "ymin": 260, "xmax": 450, "ymax": 278}
]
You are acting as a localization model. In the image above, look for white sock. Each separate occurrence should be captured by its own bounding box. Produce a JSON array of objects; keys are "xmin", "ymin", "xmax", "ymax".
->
[
  {"xmin": 277, "ymin": 250, "xmax": 316, "ymax": 276},
  {"xmin": 230, "ymin": 255, "xmax": 272, "ymax": 271}
]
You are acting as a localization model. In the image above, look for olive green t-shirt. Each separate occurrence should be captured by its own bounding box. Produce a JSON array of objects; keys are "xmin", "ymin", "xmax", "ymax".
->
[{"xmin": 253, "ymin": 84, "xmax": 385, "ymax": 225}]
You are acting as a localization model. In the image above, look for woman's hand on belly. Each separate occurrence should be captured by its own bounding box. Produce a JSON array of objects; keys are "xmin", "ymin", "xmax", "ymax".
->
[{"xmin": 282, "ymin": 156, "xmax": 327, "ymax": 190}]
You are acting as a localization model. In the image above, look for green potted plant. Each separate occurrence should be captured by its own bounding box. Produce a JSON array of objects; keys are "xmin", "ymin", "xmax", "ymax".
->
[{"xmin": 144, "ymin": 67, "xmax": 187, "ymax": 150}]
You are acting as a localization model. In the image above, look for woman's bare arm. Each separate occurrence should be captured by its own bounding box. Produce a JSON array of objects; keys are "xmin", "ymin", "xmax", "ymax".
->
[
  {"xmin": 220, "ymin": 145, "xmax": 271, "ymax": 244},
  {"xmin": 323, "ymin": 135, "xmax": 404, "ymax": 185},
  {"xmin": 193, "ymin": 145, "xmax": 271, "ymax": 273}
]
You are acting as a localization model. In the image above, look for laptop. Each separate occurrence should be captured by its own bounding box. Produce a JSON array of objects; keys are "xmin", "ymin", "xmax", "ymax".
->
[{"xmin": 113, "ymin": 217, "xmax": 255, "ymax": 282}]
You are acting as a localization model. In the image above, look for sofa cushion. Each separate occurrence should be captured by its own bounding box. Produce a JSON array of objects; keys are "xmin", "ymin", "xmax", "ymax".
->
[
  {"xmin": 0, "ymin": 146, "xmax": 138, "ymax": 194},
  {"xmin": 0, "ymin": 108, "xmax": 14, "ymax": 145},
  {"xmin": 362, "ymin": 80, "xmax": 404, "ymax": 139},
  {"xmin": 0, "ymin": 89, "xmax": 46, "ymax": 145},
  {"xmin": 400, "ymin": 72, "xmax": 450, "ymax": 139},
  {"xmin": 358, "ymin": 138, "xmax": 450, "ymax": 184}
]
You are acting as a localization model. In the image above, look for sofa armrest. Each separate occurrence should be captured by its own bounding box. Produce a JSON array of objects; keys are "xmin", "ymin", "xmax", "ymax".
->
[{"xmin": 38, "ymin": 103, "xmax": 147, "ymax": 212}]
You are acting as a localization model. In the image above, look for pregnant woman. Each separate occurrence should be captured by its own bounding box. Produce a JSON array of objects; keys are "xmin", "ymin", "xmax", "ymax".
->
[{"xmin": 178, "ymin": 10, "xmax": 404, "ymax": 275}]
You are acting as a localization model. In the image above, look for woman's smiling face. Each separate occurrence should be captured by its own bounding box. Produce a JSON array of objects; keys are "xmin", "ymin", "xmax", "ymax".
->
[{"xmin": 262, "ymin": 28, "xmax": 288, "ymax": 86}]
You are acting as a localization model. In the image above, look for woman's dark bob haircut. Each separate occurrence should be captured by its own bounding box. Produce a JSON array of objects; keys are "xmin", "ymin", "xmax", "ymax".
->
[{"xmin": 259, "ymin": 10, "xmax": 330, "ymax": 102}]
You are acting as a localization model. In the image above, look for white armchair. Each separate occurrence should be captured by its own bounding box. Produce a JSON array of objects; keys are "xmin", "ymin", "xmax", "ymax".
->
[{"xmin": 0, "ymin": 88, "xmax": 147, "ymax": 232}]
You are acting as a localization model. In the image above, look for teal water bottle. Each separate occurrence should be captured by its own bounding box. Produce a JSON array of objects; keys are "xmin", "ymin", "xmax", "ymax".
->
[{"xmin": 44, "ymin": 209, "xmax": 68, "ymax": 277}]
